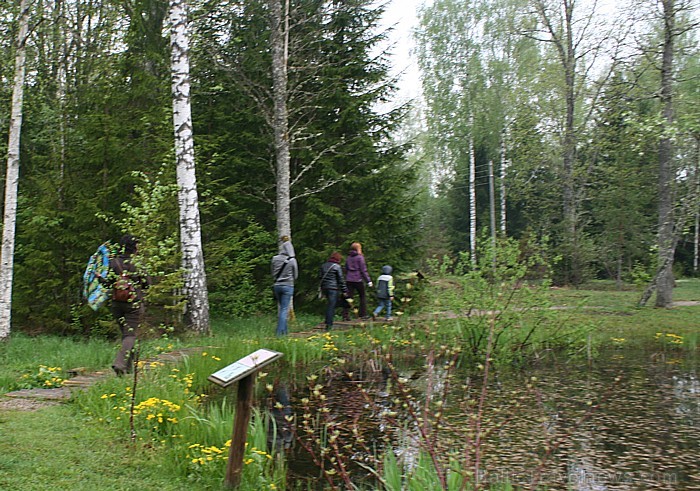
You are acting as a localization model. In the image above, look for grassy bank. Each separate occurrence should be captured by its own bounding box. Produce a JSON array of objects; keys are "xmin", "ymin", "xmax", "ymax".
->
[{"xmin": 1, "ymin": 278, "xmax": 698, "ymax": 490}]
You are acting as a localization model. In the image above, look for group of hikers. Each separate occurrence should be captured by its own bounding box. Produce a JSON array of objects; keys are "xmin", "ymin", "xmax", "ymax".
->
[
  {"xmin": 270, "ymin": 237, "xmax": 395, "ymax": 335},
  {"xmin": 92, "ymin": 234, "xmax": 394, "ymax": 377}
]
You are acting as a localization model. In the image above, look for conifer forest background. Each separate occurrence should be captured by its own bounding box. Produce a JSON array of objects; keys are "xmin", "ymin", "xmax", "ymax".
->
[{"xmin": 0, "ymin": 0, "xmax": 698, "ymax": 334}]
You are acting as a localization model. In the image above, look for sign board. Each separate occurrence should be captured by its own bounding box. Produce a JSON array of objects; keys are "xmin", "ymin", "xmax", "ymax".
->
[{"xmin": 208, "ymin": 348, "xmax": 283, "ymax": 388}]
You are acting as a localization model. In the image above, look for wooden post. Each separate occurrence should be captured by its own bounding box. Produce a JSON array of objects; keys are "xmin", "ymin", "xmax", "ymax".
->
[
  {"xmin": 224, "ymin": 373, "xmax": 256, "ymax": 489},
  {"xmin": 209, "ymin": 348, "xmax": 282, "ymax": 489}
]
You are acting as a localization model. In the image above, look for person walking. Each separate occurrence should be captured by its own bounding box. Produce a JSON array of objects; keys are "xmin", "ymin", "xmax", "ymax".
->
[
  {"xmin": 343, "ymin": 242, "xmax": 373, "ymax": 320},
  {"xmin": 372, "ymin": 265, "xmax": 395, "ymax": 322},
  {"xmin": 108, "ymin": 234, "xmax": 149, "ymax": 376},
  {"xmin": 271, "ymin": 238, "xmax": 298, "ymax": 336},
  {"xmin": 319, "ymin": 252, "xmax": 348, "ymax": 330}
]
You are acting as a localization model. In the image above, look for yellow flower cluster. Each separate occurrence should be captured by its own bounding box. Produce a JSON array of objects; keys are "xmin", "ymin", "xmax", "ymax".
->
[
  {"xmin": 201, "ymin": 351, "xmax": 222, "ymax": 361},
  {"xmin": 155, "ymin": 343, "xmax": 175, "ymax": 353},
  {"xmin": 323, "ymin": 341, "xmax": 339, "ymax": 352},
  {"xmin": 169, "ymin": 368, "xmax": 196, "ymax": 395},
  {"xmin": 309, "ymin": 332, "xmax": 341, "ymax": 353},
  {"xmin": 122, "ymin": 397, "xmax": 183, "ymax": 432},
  {"xmin": 187, "ymin": 442, "xmax": 229, "ymax": 466},
  {"xmin": 655, "ymin": 332, "xmax": 684, "ymax": 345},
  {"xmin": 187, "ymin": 442, "xmax": 272, "ymax": 469},
  {"xmin": 22, "ymin": 365, "xmax": 65, "ymax": 388},
  {"xmin": 134, "ymin": 397, "xmax": 181, "ymax": 412}
]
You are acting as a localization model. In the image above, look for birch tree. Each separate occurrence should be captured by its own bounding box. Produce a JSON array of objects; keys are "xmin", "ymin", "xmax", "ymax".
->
[
  {"xmin": 269, "ymin": 0, "xmax": 292, "ymax": 240},
  {"xmin": 417, "ymin": 0, "xmax": 485, "ymax": 258},
  {"xmin": 0, "ymin": 0, "xmax": 31, "ymax": 341},
  {"xmin": 169, "ymin": 0, "xmax": 210, "ymax": 334}
]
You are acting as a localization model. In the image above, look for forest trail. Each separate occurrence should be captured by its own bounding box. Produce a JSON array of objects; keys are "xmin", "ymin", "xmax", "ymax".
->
[
  {"xmin": 4, "ymin": 298, "xmax": 700, "ymax": 411},
  {"xmin": 0, "ymin": 347, "xmax": 205, "ymax": 412}
]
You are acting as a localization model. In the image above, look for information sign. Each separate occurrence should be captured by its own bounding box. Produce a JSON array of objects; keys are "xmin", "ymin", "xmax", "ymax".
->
[{"xmin": 208, "ymin": 348, "xmax": 283, "ymax": 388}]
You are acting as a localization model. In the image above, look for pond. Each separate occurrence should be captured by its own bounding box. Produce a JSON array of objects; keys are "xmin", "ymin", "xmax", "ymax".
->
[{"xmin": 264, "ymin": 342, "xmax": 699, "ymax": 490}]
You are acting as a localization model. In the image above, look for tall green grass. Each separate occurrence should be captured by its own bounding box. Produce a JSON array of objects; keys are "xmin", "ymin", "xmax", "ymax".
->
[{"xmin": 0, "ymin": 333, "xmax": 115, "ymax": 393}]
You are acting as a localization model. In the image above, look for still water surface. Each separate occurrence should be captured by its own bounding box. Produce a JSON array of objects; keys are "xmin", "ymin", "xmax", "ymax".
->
[{"xmin": 268, "ymin": 344, "xmax": 699, "ymax": 490}]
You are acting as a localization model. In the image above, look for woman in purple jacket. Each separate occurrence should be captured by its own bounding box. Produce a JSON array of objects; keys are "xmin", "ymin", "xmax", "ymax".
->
[{"xmin": 343, "ymin": 242, "xmax": 373, "ymax": 320}]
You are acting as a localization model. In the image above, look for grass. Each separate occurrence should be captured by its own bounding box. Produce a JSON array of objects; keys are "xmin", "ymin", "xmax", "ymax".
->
[
  {"xmin": 1, "ymin": 278, "xmax": 699, "ymax": 490},
  {"xmin": 547, "ymin": 277, "xmax": 700, "ymax": 309},
  {"xmin": 545, "ymin": 279, "xmax": 700, "ymax": 350},
  {"xmin": 0, "ymin": 335, "xmax": 115, "ymax": 393},
  {"xmin": 0, "ymin": 404, "xmax": 192, "ymax": 490}
]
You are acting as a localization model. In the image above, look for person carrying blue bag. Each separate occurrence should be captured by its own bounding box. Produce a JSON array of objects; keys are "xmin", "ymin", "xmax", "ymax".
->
[{"xmin": 107, "ymin": 235, "xmax": 149, "ymax": 376}]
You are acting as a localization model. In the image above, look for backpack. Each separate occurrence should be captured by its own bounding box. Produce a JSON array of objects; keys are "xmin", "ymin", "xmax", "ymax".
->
[
  {"xmin": 82, "ymin": 242, "xmax": 113, "ymax": 311},
  {"xmin": 112, "ymin": 258, "xmax": 137, "ymax": 303}
]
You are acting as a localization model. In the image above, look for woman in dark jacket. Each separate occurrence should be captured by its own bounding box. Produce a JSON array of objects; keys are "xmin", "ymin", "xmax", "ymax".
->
[{"xmin": 319, "ymin": 252, "xmax": 348, "ymax": 330}]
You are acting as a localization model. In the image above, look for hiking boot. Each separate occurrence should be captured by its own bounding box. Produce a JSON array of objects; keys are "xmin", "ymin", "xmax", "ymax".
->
[{"xmin": 385, "ymin": 317, "xmax": 393, "ymax": 322}]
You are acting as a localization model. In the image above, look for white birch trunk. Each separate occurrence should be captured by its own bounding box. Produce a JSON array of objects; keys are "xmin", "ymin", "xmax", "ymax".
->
[
  {"xmin": 469, "ymin": 112, "xmax": 477, "ymax": 268},
  {"xmin": 500, "ymin": 127, "xmax": 508, "ymax": 235},
  {"xmin": 270, "ymin": 0, "xmax": 292, "ymax": 239},
  {"xmin": 0, "ymin": 0, "xmax": 30, "ymax": 341},
  {"xmin": 169, "ymin": 0, "xmax": 210, "ymax": 333},
  {"xmin": 488, "ymin": 159, "xmax": 497, "ymax": 272},
  {"xmin": 694, "ymin": 140, "xmax": 700, "ymax": 273}
]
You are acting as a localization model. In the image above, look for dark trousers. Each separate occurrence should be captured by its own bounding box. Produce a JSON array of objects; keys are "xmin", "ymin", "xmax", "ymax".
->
[
  {"xmin": 344, "ymin": 281, "xmax": 368, "ymax": 319},
  {"xmin": 112, "ymin": 301, "xmax": 143, "ymax": 373},
  {"xmin": 324, "ymin": 289, "xmax": 339, "ymax": 328}
]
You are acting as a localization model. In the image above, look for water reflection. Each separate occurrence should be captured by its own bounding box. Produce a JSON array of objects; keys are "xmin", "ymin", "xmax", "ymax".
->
[
  {"xmin": 267, "ymin": 382, "xmax": 294, "ymax": 452},
  {"xmin": 672, "ymin": 372, "xmax": 699, "ymax": 421},
  {"xmin": 277, "ymin": 345, "xmax": 699, "ymax": 490}
]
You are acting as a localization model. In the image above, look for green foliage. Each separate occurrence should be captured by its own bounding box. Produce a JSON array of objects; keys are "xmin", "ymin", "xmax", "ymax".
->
[
  {"xmin": 192, "ymin": 0, "xmax": 421, "ymax": 306},
  {"xmin": 17, "ymin": 364, "xmax": 66, "ymax": 389},
  {"xmin": 379, "ymin": 450, "xmax": 514, "ymax": 490},
  {"xmin": 3, "ymin": 281, "xmax": 700, "ymax": 488},
  {"xmin": 630, "ymin": 261, "xmax": 653, "ymax": 287},
  {"xmin": 2, "ymin": 0, "xmax": 426, "ymax": 333},
  {"xmin": 411, "ymin": 235, "xmax": 586, "ymax": 362},
  {"xmin": 100, "ymin": 166, "xmax": 186, "ymax": 328},
  {"xmin": 205, "ymin": 221, "xmax": 275, "ymax": 317}
]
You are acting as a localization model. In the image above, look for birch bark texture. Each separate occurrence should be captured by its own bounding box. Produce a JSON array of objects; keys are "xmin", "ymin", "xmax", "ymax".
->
[
  {"xmin": 269, "ymin": 0, "xmax": 292, "ymax": 240},
  {"xmin": 0, "ymin": 0, "xmax": 30, "ymax": 341},
  {"xmin": 169, "ymin": 0, "xmax": 210, "ymax": 333},
  {"xmin": 469, "ymin": 117, "xmax": 477, "ymax": 268}
]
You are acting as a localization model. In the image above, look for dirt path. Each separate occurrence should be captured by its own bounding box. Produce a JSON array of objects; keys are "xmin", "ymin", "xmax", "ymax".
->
[{"xmin": 0, "ymin": 347, "xmax": 205, "ymax": 412}]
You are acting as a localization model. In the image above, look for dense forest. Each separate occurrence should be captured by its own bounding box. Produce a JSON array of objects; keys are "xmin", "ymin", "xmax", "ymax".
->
[{"xmin": 0, "ymin": 0, "xmax": 698, "ymax": 335}]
